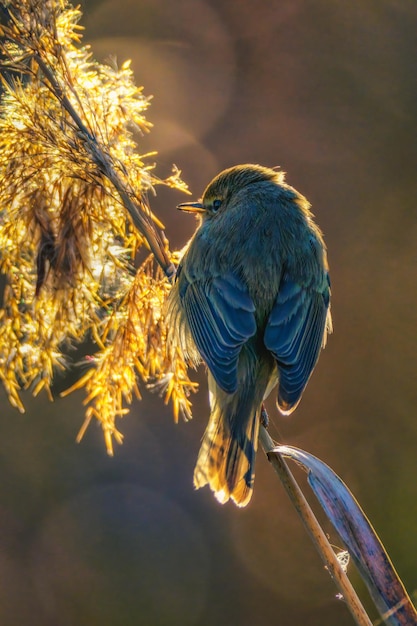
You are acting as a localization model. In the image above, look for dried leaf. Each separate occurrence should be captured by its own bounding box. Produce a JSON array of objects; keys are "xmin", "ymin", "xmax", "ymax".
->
[{"xmin": 277, "ymin": 445, "xmax": 417, "ymax": 626}]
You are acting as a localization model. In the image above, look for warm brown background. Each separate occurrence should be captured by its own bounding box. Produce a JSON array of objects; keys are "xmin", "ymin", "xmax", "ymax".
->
[{"xmin": 0, "ymin": 1, "xmax": 416, "ymax": 624}]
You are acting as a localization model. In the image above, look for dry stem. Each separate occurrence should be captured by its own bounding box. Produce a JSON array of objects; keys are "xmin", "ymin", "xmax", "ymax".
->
[{"xmin": 259, "ymin": 426, "xmax": 373, "ymax": 626}]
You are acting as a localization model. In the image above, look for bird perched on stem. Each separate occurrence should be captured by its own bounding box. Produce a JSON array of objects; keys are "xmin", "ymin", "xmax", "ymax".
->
[{"xmin": 168, "ymin": 164, "xmax": 332, "ymax": 507}]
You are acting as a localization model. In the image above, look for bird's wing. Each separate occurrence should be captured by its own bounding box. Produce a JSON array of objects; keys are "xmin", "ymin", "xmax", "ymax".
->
[
  {"xmin": 264, "ymin": 271, "xmax": 331, "ymax": 414},
  {"xmin": 179, "ymin": 272, "xmax": 257, "ymax": 393}
]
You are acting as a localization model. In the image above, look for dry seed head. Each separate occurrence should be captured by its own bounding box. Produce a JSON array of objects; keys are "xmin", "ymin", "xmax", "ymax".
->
[{"xmin": 0, "ymin": 0, "xmax": 193, "ymax": 448}]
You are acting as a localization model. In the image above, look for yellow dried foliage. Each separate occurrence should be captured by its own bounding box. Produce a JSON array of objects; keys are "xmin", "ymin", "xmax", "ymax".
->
[{"xmin": 0, "ymin": 0, "xmax": 197, "ymax": 452}]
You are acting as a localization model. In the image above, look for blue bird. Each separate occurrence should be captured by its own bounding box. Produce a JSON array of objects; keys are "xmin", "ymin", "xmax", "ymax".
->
[{"xmin": 168, "ymin": 164, "xmax": 332, "ymax": 506}]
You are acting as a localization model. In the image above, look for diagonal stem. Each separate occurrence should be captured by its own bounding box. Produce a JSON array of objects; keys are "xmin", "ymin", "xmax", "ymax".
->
[
  {"xmin": 259, "ymin": 425, "xmax": 373, "ymax": 626},
  {"xmin": 33, "ymin": 53, "xmax": 176, "ymax": 281}
]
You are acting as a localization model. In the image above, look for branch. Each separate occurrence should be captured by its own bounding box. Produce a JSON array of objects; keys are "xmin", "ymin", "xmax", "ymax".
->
[
  {"xmin": 259, "ymin": 426, "xmax": 374, "ymax": 626},
  {"xmin": 33, "ymin": 53, "xmax": 176, "ymax": 281}
]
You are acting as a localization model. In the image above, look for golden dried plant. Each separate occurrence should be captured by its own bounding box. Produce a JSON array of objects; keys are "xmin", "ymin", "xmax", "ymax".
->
[{"xmin": 0, "ymin": 0, "xmax": 197, "ymax": 453}]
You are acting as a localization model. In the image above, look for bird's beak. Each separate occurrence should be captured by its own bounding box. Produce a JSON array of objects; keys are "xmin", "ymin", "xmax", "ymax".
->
[{"xmin": 177, "ymin": 201, "xmax": 206, "ymax": 214}]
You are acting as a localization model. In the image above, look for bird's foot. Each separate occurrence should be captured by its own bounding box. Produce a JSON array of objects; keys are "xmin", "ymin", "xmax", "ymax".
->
[{"xmin": 260, "ymin": 404, "xmax": 269, "ymax": 428}]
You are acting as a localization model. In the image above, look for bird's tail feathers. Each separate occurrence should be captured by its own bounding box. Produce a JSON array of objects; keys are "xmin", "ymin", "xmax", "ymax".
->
[{"xmin": 193, "ymin": 384, "xmax": 261, "ymax": 507}]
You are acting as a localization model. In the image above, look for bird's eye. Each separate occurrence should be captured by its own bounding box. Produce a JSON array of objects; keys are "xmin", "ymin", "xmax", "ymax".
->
[{"xmin": 212, "ymin": 199, "xmax": 222, "ymax": 212}]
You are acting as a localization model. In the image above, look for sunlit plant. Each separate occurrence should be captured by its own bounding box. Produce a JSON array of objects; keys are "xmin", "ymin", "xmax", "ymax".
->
[
  {"xmin": 0, "ymin": 3, "xmax": 415, "ymax": 625},
  {"xmin": 0, "ymin": 0, "xmax": 195, "ymax": 453}
]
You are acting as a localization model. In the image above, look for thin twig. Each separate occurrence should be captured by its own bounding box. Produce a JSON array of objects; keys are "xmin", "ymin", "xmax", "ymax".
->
[
  {"xmin": 259, "ymin": 426, "xmax": 374, "ymax": 626},
  {"xmin": 33, "ymin": 53, "xmax": 176, "ymax": 280}
]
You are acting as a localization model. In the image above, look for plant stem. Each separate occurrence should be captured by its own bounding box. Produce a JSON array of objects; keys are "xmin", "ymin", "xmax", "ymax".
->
[
  {"xmin": 259, "ymin": 425, "xmax": 373, "ymax": 626},
  {"xmin": 33, "ymin": 53, "xmax": 176, "ymax": 281}
]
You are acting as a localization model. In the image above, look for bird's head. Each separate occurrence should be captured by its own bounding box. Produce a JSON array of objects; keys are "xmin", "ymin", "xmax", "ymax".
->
[{"xmin": 177, "ymin": 164, "xmax": 283, "ymax": 219}]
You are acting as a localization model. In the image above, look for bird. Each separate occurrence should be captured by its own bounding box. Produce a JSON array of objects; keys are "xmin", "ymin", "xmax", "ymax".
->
[{"xmin": 167, "ymin": 164, "xmax": 332, "ymax": 507}]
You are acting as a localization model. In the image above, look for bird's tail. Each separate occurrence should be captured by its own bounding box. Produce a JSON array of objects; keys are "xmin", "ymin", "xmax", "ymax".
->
[{"xmin": 193, "ymin": 375, "xmax": 263, "ymax": 507}]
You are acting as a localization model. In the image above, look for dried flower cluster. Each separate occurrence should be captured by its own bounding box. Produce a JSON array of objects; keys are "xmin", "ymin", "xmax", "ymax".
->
[{"xmin": 0, "ymin": 0, "xmax": 196, "ymax": 452}]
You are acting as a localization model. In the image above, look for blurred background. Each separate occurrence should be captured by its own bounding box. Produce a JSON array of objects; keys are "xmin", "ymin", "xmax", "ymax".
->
[{"xmin": 0, "ymin": 1, "xmax": 416, "ymax": 624}]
